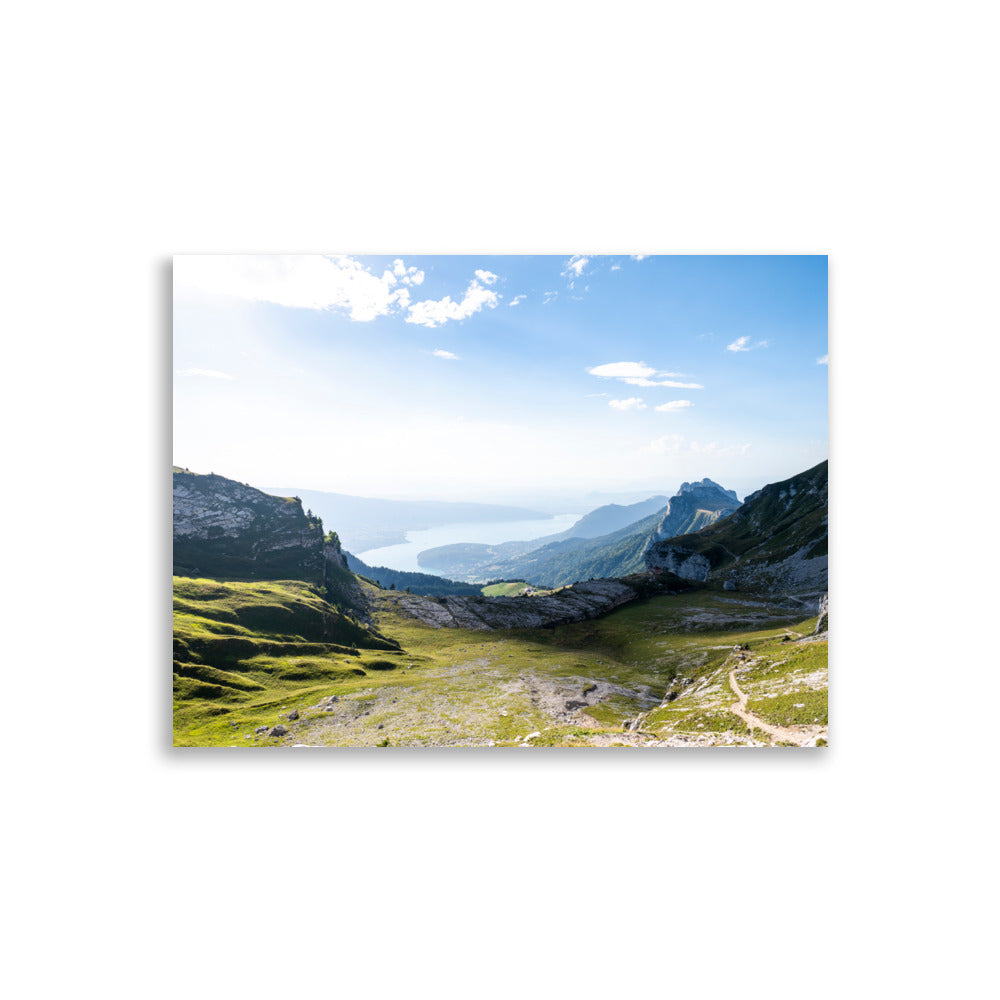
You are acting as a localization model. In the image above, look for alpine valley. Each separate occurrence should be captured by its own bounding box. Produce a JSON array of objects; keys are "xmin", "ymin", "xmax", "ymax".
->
[{"xmin": 173, "ymin": 461, "xmax": 829, "ymax": 749}]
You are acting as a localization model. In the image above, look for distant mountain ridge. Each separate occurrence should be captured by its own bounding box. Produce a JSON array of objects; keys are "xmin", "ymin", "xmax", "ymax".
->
[
  {"xmin": 262, "ymin": 487, "xmax": 551, "ymax": 552},
  {"xmin": 562, "ymin": 494, "xmax": 673, "ymax": 539},
  {"xmin": 418, "ymin": 479, "xmax": 742, "ymax": 587}
]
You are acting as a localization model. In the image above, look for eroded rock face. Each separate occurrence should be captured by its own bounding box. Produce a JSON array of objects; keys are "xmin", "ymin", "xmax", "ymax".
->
[
  {"xmin": 379, "ymin": 579, "xmax": 640, "ymax": 631},
  {"xmin": 173, "ymin": 469, "xmax": 328, "ymax": 584},
  {"xmin": 645, "ymin": 546, "xmax": 712, "ymax": 582}
]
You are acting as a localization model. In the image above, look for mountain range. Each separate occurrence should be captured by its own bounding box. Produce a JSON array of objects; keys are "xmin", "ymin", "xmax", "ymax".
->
[
  {"xmin": 417, "ymin": 478, "xmax": 742, "ymax": 588},
  {"xmin": 173, "ymin": 464, "xmax": 826, "ymax": 599}
]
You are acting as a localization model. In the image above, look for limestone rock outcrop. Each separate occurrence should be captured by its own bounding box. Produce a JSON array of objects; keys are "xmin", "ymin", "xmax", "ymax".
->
[
  {"xmin": 377, "ymin": 579, "xmax": 641, "ymax": 631},
  {"xmin": 174, "ymin": 468, "xmax": 331, "ymax": 587},
  {"xmin": 645, "ymin": 461, "xmax": 828, "ymax": 596}
]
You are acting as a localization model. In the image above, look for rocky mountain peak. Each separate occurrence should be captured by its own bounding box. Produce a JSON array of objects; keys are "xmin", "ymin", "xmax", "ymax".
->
[{"xmin": 678, "ymin": 478, "xmax": 740, "ymax": 504}]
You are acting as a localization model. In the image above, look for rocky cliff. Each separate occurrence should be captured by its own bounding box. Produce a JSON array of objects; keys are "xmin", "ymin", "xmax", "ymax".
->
[
  {"xmin": 645, "ymin": 461, "xmax": 827, "ymax": 595},
  {"xmin": 173, "ymin": 468, "xmax": 341, "ymax": 589}
]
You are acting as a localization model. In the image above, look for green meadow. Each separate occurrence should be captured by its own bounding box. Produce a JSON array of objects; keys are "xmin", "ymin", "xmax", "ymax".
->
[{"xmin": 174, "ymin": 575, "xmax": 827, "ymax": 748}]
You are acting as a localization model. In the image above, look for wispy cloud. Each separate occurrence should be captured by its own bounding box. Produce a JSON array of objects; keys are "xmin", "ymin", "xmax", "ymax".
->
[
  {"xmin": 589, "ymin": 361, "xmax": 656, "ymax": 379},
  {"xmin": 586, "ymin": 392, "xmax": 609, "ymax": 397},
  {"xmin": 542, "ymin": 290, "xmax": 558, "ymax": 305},
  {"xmin": 817, "ymin": 354, "xmax": 829, "ymax": 365},
  {"xmin": 609, "ymin": 397, "xmax": 646, "ymax": 411},
  {"xmin": 610, "ymin": 264, "xmax": 621, "ymax": 271},
  {"xmin": 474, "ymin": 269, "xmax": 498, "ymax": 286},
  {"xmin": 406, "ymin": 274, "xmax": 500, "ymax": 328},
  {"xmin": 432, "ymin": 349, "xmax": 459, "ymax": 360},
  {"xmin": 175, "ymin": 368, "xmax": 235, "ymax": 380},
  {"xmin": 631, "ymin": 254, "xmax": 648, "ymax": 261},
  {"xmin": 622, "ymin": 377, "xmax": 704, "ymax": 389},
  {"xmin": 655, "ymin": 400, "xmax": 693, "ymax": 413},
  {"xmin": 588, "ymin": 361, "xmax": 703, "ymax": 390},
  {"xmin": 726, "ymin": 336, "xmax": 769, "ymax": 352},
  {"xmin": 509, "ymin": 294, "xmax": 526, "ymax": 307}
]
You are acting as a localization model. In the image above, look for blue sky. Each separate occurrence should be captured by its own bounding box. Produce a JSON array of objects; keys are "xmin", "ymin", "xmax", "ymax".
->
[{"xmin": 174, "ymin": 254, "xmax": 827, "ymax": 504}]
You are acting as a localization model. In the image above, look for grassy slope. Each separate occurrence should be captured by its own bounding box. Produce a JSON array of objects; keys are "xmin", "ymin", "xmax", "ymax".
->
[
  {"xmin": 174, "ymin": 575, "xmax": 827, "ymax": 748},
  {"xmin": 173, "ymin": 576, "xmax": 401, "ymax": 745}
]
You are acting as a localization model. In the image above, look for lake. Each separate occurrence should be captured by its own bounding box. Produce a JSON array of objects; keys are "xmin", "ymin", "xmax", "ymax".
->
[{"xmin": 355, "ymin": 512, "xmax": 582, "ymax": 575}]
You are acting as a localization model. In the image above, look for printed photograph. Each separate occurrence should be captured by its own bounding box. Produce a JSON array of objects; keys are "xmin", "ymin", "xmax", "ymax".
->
[{"xmin": 173, "ymin": 254, "xmax": 828, "ymax": 748}]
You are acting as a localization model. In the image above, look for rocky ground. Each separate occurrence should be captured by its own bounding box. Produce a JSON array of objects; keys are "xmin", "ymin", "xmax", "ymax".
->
[{"xmin": 373, "ymin": 578, "xmax": 640, "ymax": 630}]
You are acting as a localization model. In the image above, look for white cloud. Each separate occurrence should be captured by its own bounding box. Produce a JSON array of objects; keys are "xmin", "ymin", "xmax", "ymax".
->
[
  {"xmin": 432, "ymin": 349, "xmax": 459, "ymax": 360},
  {"xmin": 174, "ymin": 254, "xmax": 418, "ymax": 322},
  {"xmin": 586, "ymin": 392, "xmax": 609, "ymax": 397},
  {"xmin": 543, "ymin": 290, "xmax": 558, "ymax": 305},
  {"xmin": 655, "ymin": 400, "xmax": 694, "ymax": 412},
  {"xmin": 610, "ymin": 264, "xmax": 621, "ymax": 271},
  {"xmin": 631, "ymin": 254, "xmax": 648, "ymax": 261},
  {"xmin": 175, "ymin": 368, "xmax": 235, "ymax": 380},
  {"xmin": 588, "ymin": 361, "xmax": 657, "ymax": 379},
  {"xmin": 509, "ymin": 294, "xmax": 526, "ymax": 306},
  {"xmin": 589, "ymin": 361, "xmax": 703, "ymax": 390},
  {"xmin": 563, "ymin": 255, "xmax": 589, "ymax": 279},
  {"xmin": 474, "ymin": 269, "xmax": 498, "ymax": 286},
  {"xmin": 405, "ymin": 275, "xmax": 501, "ymax": 329},
  {"xmin": 392, "ymin": 259, "xmax": 425, "ymax": 285},
  {"xmin": 621, "ymin": 377, "xmax": 704, "ymax": 389},
  {"xmin": 609, "ymin": 397, "xmax": 646, "ymax": 410},
  {"xmin": 726, "ymin": 336, "xmax": 769, "ymax": 352},
  {"xmin": 817, "ymin": 354, "xmax": 829, "ymax": 365}
]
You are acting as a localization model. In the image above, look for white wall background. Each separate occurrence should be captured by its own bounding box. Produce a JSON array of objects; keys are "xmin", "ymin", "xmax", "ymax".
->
[{"xmin": 2, "ymin": 2, "xmax": 993, "ymax": 998}]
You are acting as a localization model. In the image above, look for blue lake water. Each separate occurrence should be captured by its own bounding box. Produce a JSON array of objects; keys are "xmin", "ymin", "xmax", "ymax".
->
[{"xmin": 355, "ymin": 512, "xmax": 582, "ymax": 575}]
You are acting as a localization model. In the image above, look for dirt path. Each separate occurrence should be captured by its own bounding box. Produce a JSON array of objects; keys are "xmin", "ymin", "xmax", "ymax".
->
[{"xmin": 727, "ymin": 659, "xmax": 826, "ymax": 747}]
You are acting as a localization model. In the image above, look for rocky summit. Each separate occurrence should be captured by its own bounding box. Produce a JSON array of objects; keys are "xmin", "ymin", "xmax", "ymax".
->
[
  {"xmin": 645, "ymin": 461, "xmax": 828, "ymax": 596},
  {"xmin": 652, "ymin": 478, "xmax": 741, "ymax": 541}
]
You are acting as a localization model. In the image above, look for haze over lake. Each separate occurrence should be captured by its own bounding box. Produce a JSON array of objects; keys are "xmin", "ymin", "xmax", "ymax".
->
[{"xmin": 356, "ymin": 513, "xmax": 582, "ymax": 575}]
